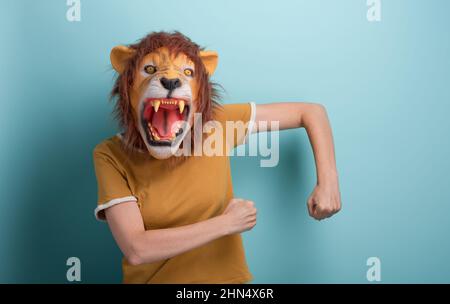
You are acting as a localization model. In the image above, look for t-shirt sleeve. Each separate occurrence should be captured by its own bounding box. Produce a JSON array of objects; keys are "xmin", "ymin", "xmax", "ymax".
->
[
  {"xmin": 222, "ymin": 102, "xmax": 256, "ymax": 148},
  {"xmin": 93, "ymin": 147, "xmax": 137, "ymax": 221}
]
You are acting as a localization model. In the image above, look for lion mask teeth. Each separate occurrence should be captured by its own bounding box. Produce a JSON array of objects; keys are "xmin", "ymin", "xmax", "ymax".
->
[
  {"xmin": 152, "ymin": 100, "xmax": 161, "ymax": 112},
  {"xmin": 178, "ymin": 100, "xmax": 185, "ymax": 114},
  {"xmin": 142, "ymin": 98, "xmax": 190, "ymax": 144},
  {"xmin": 151, "ymin": 99, "xmax": 185, "ymax": 114}
]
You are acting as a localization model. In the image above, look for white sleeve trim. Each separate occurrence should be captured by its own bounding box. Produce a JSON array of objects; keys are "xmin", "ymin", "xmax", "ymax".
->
[
  {"xmin": 243, "ymin": 102, "xmax": 256, "ymax": 144},
  {"xmin": 94, "ymin": 196, "xmax": 138, "ymax": 222}
]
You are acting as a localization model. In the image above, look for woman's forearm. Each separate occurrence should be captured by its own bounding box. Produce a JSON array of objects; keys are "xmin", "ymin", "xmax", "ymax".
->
[
  {"xmin": 129, "ymin": 214, "xmax": 229, "ymax": 265},
  {"xmin": 301, "ymin": 104, "xmax": 338, "ymax": 185},
  {"xmin": 106, "ymin": 198, "xmax": 256, "ymax": 266}
]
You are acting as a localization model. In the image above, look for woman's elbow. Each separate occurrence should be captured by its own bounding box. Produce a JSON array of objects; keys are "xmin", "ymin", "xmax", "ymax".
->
[
  {"xmin": 308, "ymin": 102, "xmax": 327, "ymax": 114},
  {"xmin": 125, "ymin": 244, "xmax": 144, "ymax": 266},
  {"xmin": 299, "ymin": 102, "xmax": 327, "ymax": 127},
  {"xmin": 124, "ymin": 237, "xmax": 163, "ymax": 266},
  {"xmin": 126, "ymin": 252, "xmax": 143, "ymax": 266},
  {"xmin": 124, "ymin": 237, "xmax": 147, "ymax": 266},
  {"xmin": 126, "ymin": 249, "xmax": 161, "ymax": 266},
  {"xmin": 306, "ymin": 103, "xmax": 328, "ymax": 122}
]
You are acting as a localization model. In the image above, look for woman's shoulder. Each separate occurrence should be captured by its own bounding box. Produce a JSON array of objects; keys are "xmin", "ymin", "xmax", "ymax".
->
[{"xmin": 93, "ymin": 134, "xmax": 124, "ymax": 159}]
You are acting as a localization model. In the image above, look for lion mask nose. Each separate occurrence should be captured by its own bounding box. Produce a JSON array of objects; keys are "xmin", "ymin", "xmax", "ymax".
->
[{"xmin": 160, "ymin": 77, "xmax": 182, "ymax": 91}]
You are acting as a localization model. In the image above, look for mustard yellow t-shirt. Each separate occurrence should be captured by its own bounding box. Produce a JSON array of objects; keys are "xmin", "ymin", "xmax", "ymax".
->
[{"xmin": 93, "ymin": 103, "xmax": 256, "ymax": 284}]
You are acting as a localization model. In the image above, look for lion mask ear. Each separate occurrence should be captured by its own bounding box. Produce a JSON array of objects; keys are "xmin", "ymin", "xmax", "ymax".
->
[
  {"xmin": 110, "ymin": 45, "xmax": 136, "ymax": 74},
  {"xmin": 199, "ymin": 51, "xmax": 218, "ymax": 76}
]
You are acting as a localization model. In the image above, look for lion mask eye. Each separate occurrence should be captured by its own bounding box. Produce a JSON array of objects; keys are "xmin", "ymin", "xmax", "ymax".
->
[
  {"xmin": 183, "ymin": 68, "xmax": 194, "ymax": 77},
  {"xmin": 144, "ymin": 65, "xmax": 157, "ymax": 75}
]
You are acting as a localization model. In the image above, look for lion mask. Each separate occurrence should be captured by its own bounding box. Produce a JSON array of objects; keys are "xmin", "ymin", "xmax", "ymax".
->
[{"xmin": 110, "ymin": 31, "xmax": 219, "ymax": 159}]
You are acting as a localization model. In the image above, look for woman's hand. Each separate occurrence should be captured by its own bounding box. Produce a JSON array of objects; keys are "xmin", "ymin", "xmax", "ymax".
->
[
  {"xmin": 307, "ymin": 176, "xmax": 341, "ymax": 220},
  {"xmin": 222, "ymin": 198, "xmax": 257, "ymax": 235}
]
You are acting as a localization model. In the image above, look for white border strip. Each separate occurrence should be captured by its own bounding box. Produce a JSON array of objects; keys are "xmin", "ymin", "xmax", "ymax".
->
[
  {"xmin": 94, "ymin": 196, "xmax": 138, "ymax": 222},
  {"xmin": 243, "ymin": 102, "xmax": 257, "ymax": 144}
]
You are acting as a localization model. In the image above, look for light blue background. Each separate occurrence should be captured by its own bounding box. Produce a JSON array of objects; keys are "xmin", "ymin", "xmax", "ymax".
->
[{"xmin": 1, "ymin": 0, "xmax": 449, "ymax": 283}]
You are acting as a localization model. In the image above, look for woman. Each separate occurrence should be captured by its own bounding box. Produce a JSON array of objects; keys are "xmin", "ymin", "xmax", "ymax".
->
[{"xmin": 93, "ymin": 31, "xmax": 341, "ymax": 283}]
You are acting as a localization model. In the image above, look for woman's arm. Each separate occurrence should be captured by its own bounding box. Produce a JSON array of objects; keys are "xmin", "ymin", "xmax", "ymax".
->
[
  {"xmin": 254, "ymin": 102, "xmax": 341, "ymax": 220},
  {"xmin": 105, "ymin": 198, "xmax": 256, "ymax": 266}
]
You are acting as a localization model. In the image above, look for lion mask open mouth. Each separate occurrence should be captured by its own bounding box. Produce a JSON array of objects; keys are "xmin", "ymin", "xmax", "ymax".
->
[{"xmin": 141, "ymin": 98, "xmax": 191, "ymax": 146}]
